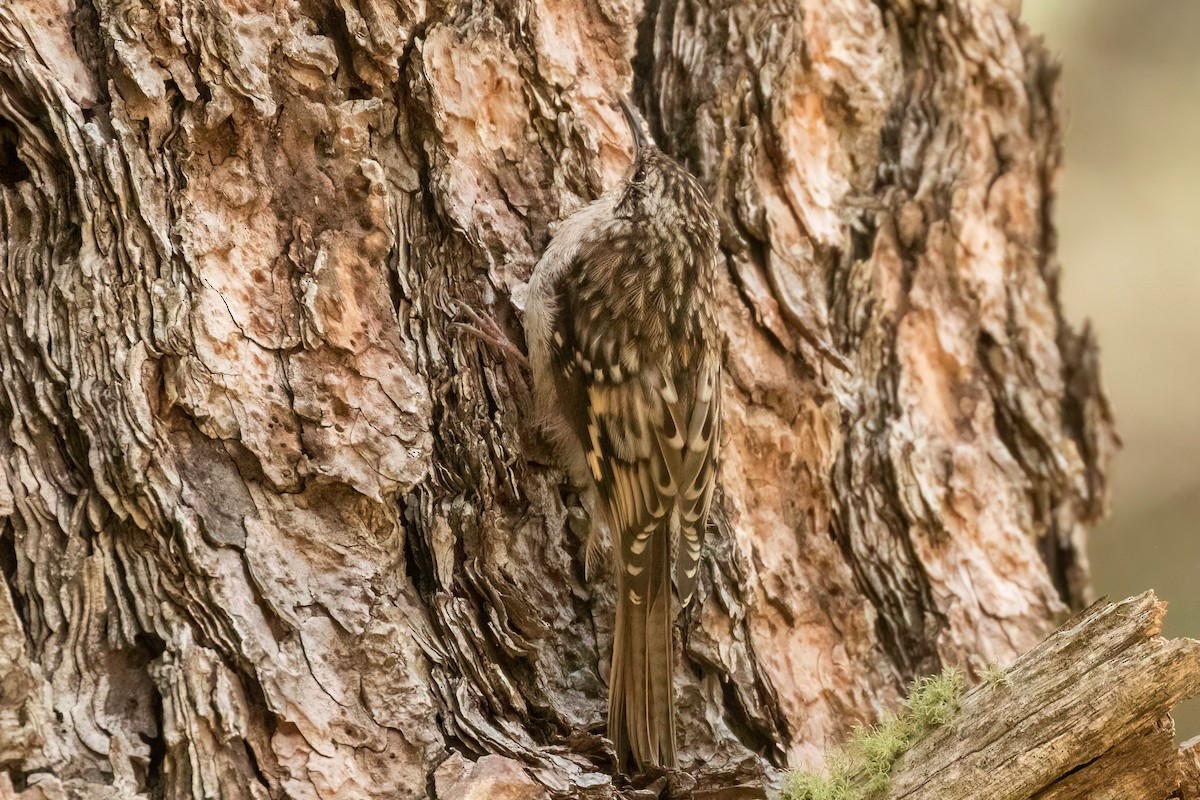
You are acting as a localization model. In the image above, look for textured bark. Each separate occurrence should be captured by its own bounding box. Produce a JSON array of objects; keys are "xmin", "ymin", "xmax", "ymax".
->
[{"xmin": 0, "ymin": 0, "xmax": 1118, "ymax": 798}]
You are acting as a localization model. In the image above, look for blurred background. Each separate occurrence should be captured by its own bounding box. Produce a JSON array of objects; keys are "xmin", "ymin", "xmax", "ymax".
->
[{"xmin": 1022, "ymin": 1, "xmax": 1200, "ymax": 737}]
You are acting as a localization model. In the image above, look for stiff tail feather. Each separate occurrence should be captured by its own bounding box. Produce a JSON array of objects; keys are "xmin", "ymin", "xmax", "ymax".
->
[{"xmin": 608, "ymin": 519, "xmax": 676, "ymax": 773}]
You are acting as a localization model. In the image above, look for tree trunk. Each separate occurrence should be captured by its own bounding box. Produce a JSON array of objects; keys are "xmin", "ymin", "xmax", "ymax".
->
[{"xmin": 0, "ymin": 0, "xmax": 1119, "ymax": 798}]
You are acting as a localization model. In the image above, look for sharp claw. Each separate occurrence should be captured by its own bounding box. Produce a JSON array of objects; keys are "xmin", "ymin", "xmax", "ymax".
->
[{"xmin": 449, "ymin": 304, "xmax": 531, "ymax": 369}]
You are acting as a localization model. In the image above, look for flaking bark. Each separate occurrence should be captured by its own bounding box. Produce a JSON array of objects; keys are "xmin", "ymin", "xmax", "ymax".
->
[{"xmin": 0, "ymin": 0, "xmax": 1121, "ymax": 798}]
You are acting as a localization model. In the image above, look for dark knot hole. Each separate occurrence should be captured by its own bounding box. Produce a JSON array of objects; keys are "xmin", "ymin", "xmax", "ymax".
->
[{"xmin": 0, "ymin": 119, "xmax": 32, "ymax": 188}]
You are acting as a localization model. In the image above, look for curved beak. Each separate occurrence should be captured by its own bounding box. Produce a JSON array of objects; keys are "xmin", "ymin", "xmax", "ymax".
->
[{"xmin": 618, "ymin": 96, "xmax": 649, "ymax": 156}]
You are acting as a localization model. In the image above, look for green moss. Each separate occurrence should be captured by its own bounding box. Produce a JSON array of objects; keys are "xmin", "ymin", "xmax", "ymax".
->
[
  {"xmin": 980, "ymin": 663, "xmax": 1012, "ymax": 687},
  {"xmin": 780, "ymin": 668, "xmax": 965, "ymax": 800},
  {"xmin": 783, "ymin": 766, "xmax": 854, "ymax": 800},
  {"xmin": 905, "ymin": 667, "xmax": 964, "ymax": 729}
]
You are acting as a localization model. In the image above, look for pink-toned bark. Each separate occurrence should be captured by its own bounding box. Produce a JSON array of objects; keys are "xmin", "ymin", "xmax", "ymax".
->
[{"xmin": 0, "ymin": 0, "xmax": 1115, "ymax": 797}]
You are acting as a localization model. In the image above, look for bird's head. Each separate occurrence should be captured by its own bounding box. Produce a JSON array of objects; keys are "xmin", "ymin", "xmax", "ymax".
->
[{"xmin": 614, "ymin": 98, "xmax": 706, "ymax": 223}]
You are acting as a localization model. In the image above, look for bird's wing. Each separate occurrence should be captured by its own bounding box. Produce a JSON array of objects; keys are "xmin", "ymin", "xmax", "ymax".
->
[
  {"xmin": 548, "ymin": 261, "xmax": 719, "ymax": 606},
  {"xmin": 671, "ymin": 354, "xmax": 720, "ymax": 607}
]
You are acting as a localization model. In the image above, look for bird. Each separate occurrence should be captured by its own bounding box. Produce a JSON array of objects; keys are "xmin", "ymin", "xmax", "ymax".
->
[{"xmin": 523, "ymin": 97, "xmax": 723, "ymax": 774}]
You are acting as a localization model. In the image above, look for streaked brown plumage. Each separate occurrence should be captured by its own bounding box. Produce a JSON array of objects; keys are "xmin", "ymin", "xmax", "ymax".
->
[{"xmin": 524, "ymin": 98, "xmax": 722, "ymax": 774}]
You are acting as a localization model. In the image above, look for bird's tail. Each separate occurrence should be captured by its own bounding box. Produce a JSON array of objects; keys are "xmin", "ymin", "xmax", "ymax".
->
[{"xmin": 608, "ymin": 522, "xmax": 676, "ymax": 773}]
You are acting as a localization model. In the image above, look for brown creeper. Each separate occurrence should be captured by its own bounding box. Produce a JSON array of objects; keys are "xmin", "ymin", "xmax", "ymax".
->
[{"xmin": 524, "ymin": 98, "xmax": 722, "ymax": 773}]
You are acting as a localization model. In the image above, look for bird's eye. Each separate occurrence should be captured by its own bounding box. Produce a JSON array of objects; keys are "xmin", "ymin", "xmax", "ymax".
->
[{"xmin": 632, "ymin": 166, "xmax": 646, "ymax": 183}]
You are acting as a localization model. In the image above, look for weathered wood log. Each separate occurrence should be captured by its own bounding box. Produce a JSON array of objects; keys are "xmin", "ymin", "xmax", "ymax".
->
[
  {"xmin": 885, "ymin": 593, "xmax": 1200, "ymax": 800},
  {"xmin": 1179, "ymin": 736, "xmax": 1200, "ymax": 800}
]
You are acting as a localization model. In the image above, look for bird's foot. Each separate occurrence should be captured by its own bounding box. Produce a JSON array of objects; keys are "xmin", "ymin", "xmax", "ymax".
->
[{"xmin": 450, "ymin": 299, "xmax": 530, "ymax": 369}]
